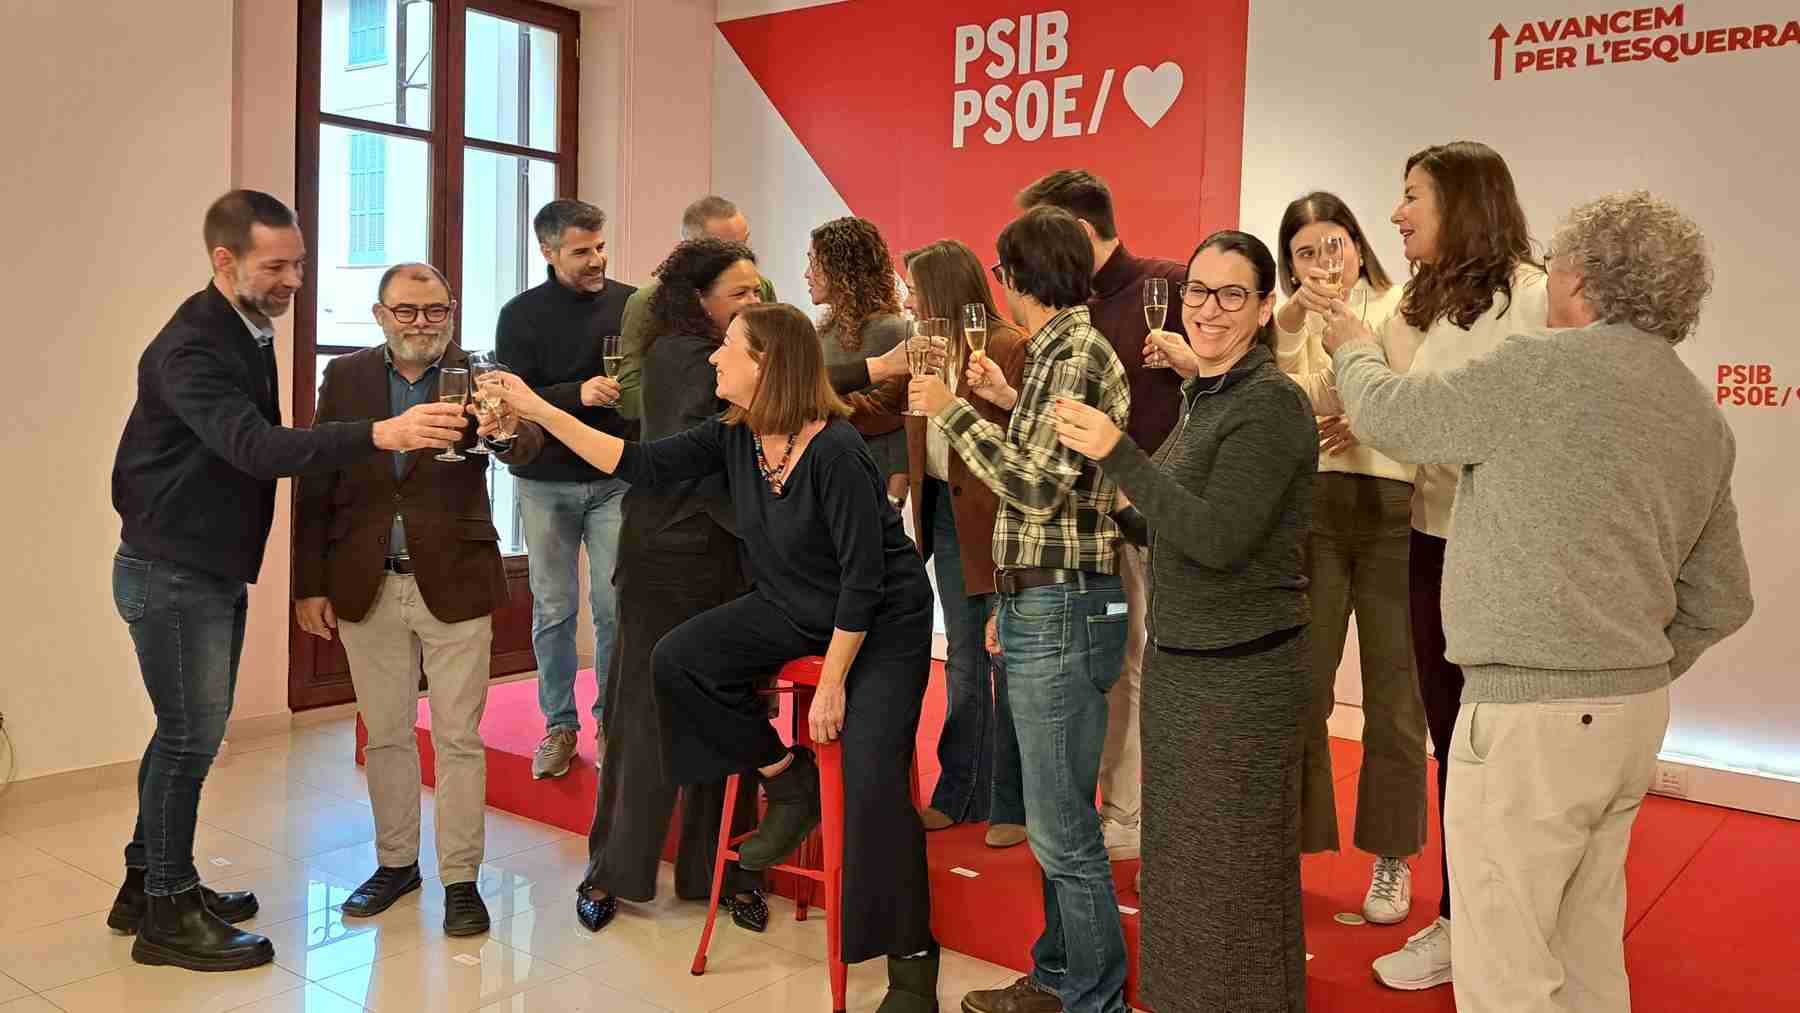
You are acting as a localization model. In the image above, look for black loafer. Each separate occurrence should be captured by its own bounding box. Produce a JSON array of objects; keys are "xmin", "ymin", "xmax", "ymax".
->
[
  {"xmin": 725, "ymin": 890, "xmax": 769, "ymax": 933},
  {"xmin": 442, "ymin": 881, "xmax": 491, "ymax": 937},
  {"xmin": 738, "ymin": 748, "xmax": 821, "ymax": 872},
  {"xmin": 107, "ymin": 868, "xmax": 259, "ymax": 934},
  {"xmin": 342, "ymin": 864, "xmax": 422, "ymax": 918},
  {"xmin": 576, "ymin": 888, "xmax": 617, "ymax": 933}
]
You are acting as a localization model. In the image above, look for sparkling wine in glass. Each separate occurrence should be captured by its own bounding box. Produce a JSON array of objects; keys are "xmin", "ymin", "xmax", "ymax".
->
[
  {"xmin": 1320, "ymin": 234, "xmax": 1346, "ymax": 294},
  {"xmin": 435, "ymin": 367, "xmax": 470, "ymax": 462},
  {"xmin": 962, "ymin": 303, "xmax": 989, "ymax": 390},
  {"xmin": 904, "ymin": 319, "xmax": 947, "ymax": 416},
  {"xmin": 1143, "ymin": 277, "xmax": 1171, "ymax": 368},
  {"xmin": 466, "ymin": 353, "xmax": 496, "ymax": 454},
  {"xmin": 599, "ymin": 335, "xmax": 624, "ymax": 407}
]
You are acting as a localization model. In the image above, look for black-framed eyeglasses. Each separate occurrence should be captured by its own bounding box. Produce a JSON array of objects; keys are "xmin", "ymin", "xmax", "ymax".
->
[
  {"xmin": 988, "ymin": 262, "xmax": 1009, "ymax": 288},
  {"xmin": 1180, "ymin": 283, "xmax": 1256, "ymax": 312},
  {"xmin": 381, "ymin": 302, "xmax": 455, "ymax": 324}
]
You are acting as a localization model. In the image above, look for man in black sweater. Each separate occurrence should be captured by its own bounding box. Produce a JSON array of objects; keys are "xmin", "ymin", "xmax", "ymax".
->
[
  {"xmin": 109, "ymin": 191, "xmax": 466, "ymax": 972},
  {"xmin": 495, "ymin": 199, "xmax": 637, "ymax": 780}
]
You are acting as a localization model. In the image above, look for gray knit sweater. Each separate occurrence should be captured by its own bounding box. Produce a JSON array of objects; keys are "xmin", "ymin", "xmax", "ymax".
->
[
  {"xmin": 1101, "ymin": 344, "xmax": 1317, "ymax": 651},
  {"xmin": 1334, "ymin": 321, "xmax": 1753, "ymax": 703}
]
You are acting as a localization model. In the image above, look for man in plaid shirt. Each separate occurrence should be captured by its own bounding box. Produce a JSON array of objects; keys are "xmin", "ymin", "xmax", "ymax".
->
[{"xmin": 910, "ymin": 205, "xmax": 1133, "ymax": 1013}]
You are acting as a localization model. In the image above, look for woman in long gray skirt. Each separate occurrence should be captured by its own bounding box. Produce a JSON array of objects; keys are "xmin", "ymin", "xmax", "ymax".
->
[
  {"xmin": 575, "ymin": 239, "xmax": 769, "ymax": 933},
  {"xmin": 1055, "ymin": 230, "xmax": 1318, "ymax": 1012}
]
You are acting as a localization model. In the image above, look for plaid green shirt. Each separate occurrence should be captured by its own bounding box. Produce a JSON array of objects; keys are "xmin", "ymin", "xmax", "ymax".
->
[{"xmin": 935, "ymin": 305, "xmax": 1132, "ymax": 574}]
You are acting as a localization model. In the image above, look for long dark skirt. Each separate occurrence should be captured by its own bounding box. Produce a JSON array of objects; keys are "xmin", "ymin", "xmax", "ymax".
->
[
  {"xmin": 653, "ymin": 590, "xmax": 935, "ymax": 964},
  {"xmin": 580, "ymin": 505, "xmax": 762, "ymax": 902},
  {"xmin": 1142, "ymin": 627, "xmax": 1310, "ymax": 1013}
]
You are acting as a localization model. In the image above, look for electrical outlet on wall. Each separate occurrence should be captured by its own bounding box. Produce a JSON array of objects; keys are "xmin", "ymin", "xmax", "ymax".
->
[{"xmin": 1653, "ymin": 762, "xmax": 1689, "ymax": 798}]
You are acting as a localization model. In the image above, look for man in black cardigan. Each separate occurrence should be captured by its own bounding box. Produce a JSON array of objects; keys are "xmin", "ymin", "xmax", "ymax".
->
[{"xmin": 108, "ymin": 190, "xmax": 467, "ymax": 973}]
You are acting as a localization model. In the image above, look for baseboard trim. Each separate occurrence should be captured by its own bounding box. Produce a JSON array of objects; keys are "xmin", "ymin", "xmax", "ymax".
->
[
  {"xmin": 1326, "ymin": 701, "xmax": 1800, "ymax": 821},
  {"xmin": 1, "ymin": 757, "xmax": 140, "ymax": 806}
]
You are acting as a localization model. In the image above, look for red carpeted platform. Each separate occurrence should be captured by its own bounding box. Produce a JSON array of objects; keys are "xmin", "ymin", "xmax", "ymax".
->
[{"xmin": 358, "ymin": 667, "xmax": 1800, "ymax": 1011}]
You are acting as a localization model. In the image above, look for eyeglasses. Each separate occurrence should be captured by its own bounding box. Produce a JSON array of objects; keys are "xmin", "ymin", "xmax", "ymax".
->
[
  {"xmin": 988, "ymin": 262, "xmax": 1009, "ymax": 288},
  {"xmin": 381, "ymin": 302, "xmax": 455, "ymax": 324},
  {"xmin": 1180, "ymin": 283, "xmax": 1258, "ymax": 312}
]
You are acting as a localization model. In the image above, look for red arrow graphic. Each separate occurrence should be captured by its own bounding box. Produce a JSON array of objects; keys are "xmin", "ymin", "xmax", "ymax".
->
[{"xmin": 1490, "ymin": 22, "xmax": 1510, "ymax": 81}]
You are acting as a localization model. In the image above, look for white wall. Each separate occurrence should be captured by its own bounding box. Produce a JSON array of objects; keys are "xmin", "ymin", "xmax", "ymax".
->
[{"xmin": 0, "ymin": 0, "xmax": 234, "ymax": 780}]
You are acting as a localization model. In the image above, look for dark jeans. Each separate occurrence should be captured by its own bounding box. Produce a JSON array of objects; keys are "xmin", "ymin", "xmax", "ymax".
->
[
  {"xmin": 114, "ymin": 545, "xmax": 247, "ymax": 896},
  {"xmin": 997, "ymin": 573, "xmax": 1130, "ymax": 1013},
  {"xmin": 925, "ymin": 482, "xmax": 996, "ymax": 822},
  {"xmin": 1409, "ymin": 529, "xmax": 1464, "ymax": 921}
]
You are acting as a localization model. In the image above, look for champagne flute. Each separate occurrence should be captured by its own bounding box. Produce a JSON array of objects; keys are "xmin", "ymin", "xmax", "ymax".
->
[
  {"xmin": 903, "ymin": 319, "xmax": 946, "ymax": 416},
  {"xmin": 1320, "ymin": 234, "xmax": 1346, "ymax": 296},
  {"xmin": 599, "ymin": 335, "xmax": 623, "ymax": 407},
  {"xmin": 435, "ymin": 367, "xmax": 470, "ymax": 462},
  {"xmin": 961, "ymin": 303, "xmax": 988, "ymax": 390},
  {"xmin": 472, "ymin": 355, "xmax": 514, "ymax": 449},
  {"xmin": 1143, "ymin": 277, "xmax": 1171, "ymax": 368},
  {"xmin": 466, "ymin": 352, "xmax": 496, "ymax": 454}
]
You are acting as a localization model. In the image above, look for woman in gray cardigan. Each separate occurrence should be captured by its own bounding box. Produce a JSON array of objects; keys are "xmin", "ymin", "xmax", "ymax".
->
[{"xmin": 1055, "ymin": 230, "xmax": 1318, "ymax": 1013}]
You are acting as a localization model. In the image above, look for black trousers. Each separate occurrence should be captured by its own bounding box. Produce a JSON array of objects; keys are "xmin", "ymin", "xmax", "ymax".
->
[
  {"xmin": 581, "ymin": 505, "xmax": 761, "ymax": 902},
  {"xmin": 654, "ymin": 589, "xmax": 935, "ymax": 963},
  {"xmin": 1408, "ymin": 528, "xmax": 1464, "ymax": 921}
]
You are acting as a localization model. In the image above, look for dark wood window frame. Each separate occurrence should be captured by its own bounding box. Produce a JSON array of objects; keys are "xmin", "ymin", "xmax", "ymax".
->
[{"xmin": 290, "ymin": 0, "xmax": 581, "ymax": 710}]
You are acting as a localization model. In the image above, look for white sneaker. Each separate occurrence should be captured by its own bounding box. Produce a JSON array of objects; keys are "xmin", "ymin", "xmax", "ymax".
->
[
  {"xmin": 1363, "ymin": 857, "xmax": 1412, "ymax": 924},
  {"xmin": 1101, "ymin": 817, "xmax": 1140, "ymax": 861},
  {"xmin": 1372, "ymin": 916, "xmax": 1452, "ymax": 990}
]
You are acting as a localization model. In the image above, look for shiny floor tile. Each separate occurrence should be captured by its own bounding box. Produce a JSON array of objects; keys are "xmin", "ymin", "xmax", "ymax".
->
[
  {"xmin": 0, "ymin": 833, "xmax": 69, "ymax": 882},
  {"xmin": 0, "ymin": 973, "xmax": 26, "ymax": 1004},
  {"xmin": 0, "ymin": 863, "xmax": 119, "ymax": 935},
  {"xmin": 216, "ymin": 982, "xmax": 370, "ymax": 1013},
  {"xmin": 713, "ymin": 946, "xmax": 1018, "ymax": 1013},
  {"xmin": 576, "ymin": 919, "xmax": 816, "ymax": 1013},
  {"xmin": 0, "ymin": 785, "xmax": 138, "ymax": 837},
  {"xmin": 473, "ymin": 971, "xmax": 665, "ymax": 1013},
  {"xmin": 209, "ymin": 860, "xmax": 364, "ymax": 927},
  {"xmin": 205, "ymin": 798, "xmax": 379, "ymax": 861},
  {"xmin": 0, "ymin": 995, "xmax": 67, "ymax": 1013},
  {"xmin": 42, "ymin": 959, "xmax": 304, "ymax": 1013},
  {"xmin": 257, "ymin": 904, "xmax": 440, "ymax": 983},
  {"xmin": 312, "ymin": 935, "xmax": 568, "ymax": 1013},
  {"xmin": 0, "ymin": 911, "xmax": 136, "ymax": 993},
  {"xmin": 308, "ymin": 840, "xmax": 440, "ymax": 888}
]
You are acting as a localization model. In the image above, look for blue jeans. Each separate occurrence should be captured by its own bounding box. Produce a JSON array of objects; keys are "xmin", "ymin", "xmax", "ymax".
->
[
  {"xmin": 998, "ymin": 574, "xmax": 1129, "ymax": 1013},
  {"xmin": 926, "ymin": 484, "xmax": 995, "ymax": 822},
  {"xmin": 517, "ymin": 476, "xmax": 626, "ymax": 732},
  {"xmin": 114, "ymin": 546, "xmax": 246, "ymax": 897}
]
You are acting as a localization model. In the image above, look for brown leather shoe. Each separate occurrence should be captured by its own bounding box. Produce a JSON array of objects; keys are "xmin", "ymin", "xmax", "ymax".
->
[
  {"xmin": 961, "ymin": 976, "xmax": 1063, "ymax": 1013},
  {"xmin": 920, "ymin": 807, "xmax": 954, "ymax": 831},
  {"xmin": 984, "ymin": 823, "xmax": 1027, "ymax": 848}
]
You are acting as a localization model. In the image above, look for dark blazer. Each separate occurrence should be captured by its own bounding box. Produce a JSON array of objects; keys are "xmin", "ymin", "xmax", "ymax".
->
[
  {"xmin": 851, "ymin": 321, "xmax": 1030, "ymax": 597},
  {"xmin": 293, "ymin": 344, "xmax": 544, "ymax": 625},
  {"xmin": 112, "ymin": 282, "xmax": 376, "ymax": 582}
]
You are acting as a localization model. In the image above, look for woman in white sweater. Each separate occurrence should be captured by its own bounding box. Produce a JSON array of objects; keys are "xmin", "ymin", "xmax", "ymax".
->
[
  {"xmin": 1272, "ymin": 192, "xmax": 1426, "ymax": 929},
  {"xmin": 1356, "ymin": 141, "xmax": 1549, "ymax": 994}
]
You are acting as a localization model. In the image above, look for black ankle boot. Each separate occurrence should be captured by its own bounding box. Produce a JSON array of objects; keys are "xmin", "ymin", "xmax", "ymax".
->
[
  {"xmin": 131, "ymin": 887, "xmax": 274, "ymax": 972},
  {"xmin": 878, "ymin": 945, "xmax": 940, "ymax": 1012},
  {"xmin": 737, "ymin": 748, "xmax": 821, "ymax": 872},
  {"xmin": 107, "ymin": 867, "xmax": 261, "ymax": 934}
]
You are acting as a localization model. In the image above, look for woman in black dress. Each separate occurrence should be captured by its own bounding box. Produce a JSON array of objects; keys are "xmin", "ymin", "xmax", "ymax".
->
[
  {"xmin": 574, "ymin": 238, "xmax": 768, "ymax": 934},
  {"xmin": 492, "ymin": 303, "xmax": 940, "ymax": 1012}
]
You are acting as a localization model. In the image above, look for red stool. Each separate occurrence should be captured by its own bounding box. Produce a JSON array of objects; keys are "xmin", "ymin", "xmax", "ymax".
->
[{"xmin": 690, "ymin": 656, "xmax": 925, "ymax": 1013}]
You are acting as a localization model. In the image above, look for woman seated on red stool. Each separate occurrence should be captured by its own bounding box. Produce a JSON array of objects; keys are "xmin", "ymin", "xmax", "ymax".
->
[{"xmin": 490, "ymin": 303, "xmax": 939, "ymax": 1012}]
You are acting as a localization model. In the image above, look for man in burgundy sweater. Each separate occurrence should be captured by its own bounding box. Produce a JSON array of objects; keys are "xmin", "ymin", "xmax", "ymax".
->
[{"xmin": 1016, "ymin": 170, "xmax": 1187, "ymax": 864}]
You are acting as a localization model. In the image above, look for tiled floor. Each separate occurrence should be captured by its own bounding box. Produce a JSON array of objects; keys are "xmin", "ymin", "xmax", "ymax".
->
[{"xmin": 0, "ymin": 717, "xmax": 1017, "ymax": 1012}]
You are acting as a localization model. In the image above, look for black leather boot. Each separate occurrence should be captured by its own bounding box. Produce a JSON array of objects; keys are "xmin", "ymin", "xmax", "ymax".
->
[
  {"xmin": 878, "ymin": 945, "xmax": 940, "ymax": 1012},
  {"xmin": 131, "ymin": 886, "xmax": 274, "ymax": 971},
  {"xmin": 107, "ymin": 867, "xmax": 259, "ymax": 934},
  {"xmin": 737, "ymin": 748, "xmax": 821, "ymax": 872}
]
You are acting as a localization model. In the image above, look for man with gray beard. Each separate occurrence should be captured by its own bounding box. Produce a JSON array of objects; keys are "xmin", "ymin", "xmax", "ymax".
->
[{"xmin": 293, "ymin": 263, "xmax": 544, "ymax": 938}]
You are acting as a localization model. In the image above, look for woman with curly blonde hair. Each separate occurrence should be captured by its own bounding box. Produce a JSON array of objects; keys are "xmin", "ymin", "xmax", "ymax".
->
[
  {"xmin": 806, "ymin": 216, "xmax": 912, "ymax": 505},
  {"xmin": 1323, "ymin": 190, "xmax": 1751, "ymax": 1013}
]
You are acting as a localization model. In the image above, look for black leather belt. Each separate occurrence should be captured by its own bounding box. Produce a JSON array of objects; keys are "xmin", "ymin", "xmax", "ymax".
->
[
  {"xmin": 994, "ymin": 567, "xmax": 1081, "ymax": 595},
  {"xmin": 384, "ymin": 556, "xmax": 415, "ymax": 575}
]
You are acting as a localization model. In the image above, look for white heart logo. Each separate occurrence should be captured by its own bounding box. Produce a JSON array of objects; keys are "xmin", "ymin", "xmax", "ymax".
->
[{"xmin": 1122, "ymin": 62, "xmax": 1184, "ymax": 128}]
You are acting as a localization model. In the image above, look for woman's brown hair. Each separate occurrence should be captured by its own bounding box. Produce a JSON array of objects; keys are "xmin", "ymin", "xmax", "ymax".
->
[
  {"xmin": 811, "ymin": 216, "xmax": 901, "ymax": 353},
  {"xmin": 721, "ymin": 303, "xmax": 851, "ymax": 434},
  {"xmin": 903, "ymin": 239, "xmax": 1020, "ymax": 357},
  {"xmin": 1399, "ymin": 141, "xmax": 1541, "ymax": 331}
]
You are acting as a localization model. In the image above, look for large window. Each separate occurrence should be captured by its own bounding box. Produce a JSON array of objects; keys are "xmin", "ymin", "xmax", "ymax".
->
[{"xmin": 297, "ymin": 0, "xmax": 579, "ymax": 555}]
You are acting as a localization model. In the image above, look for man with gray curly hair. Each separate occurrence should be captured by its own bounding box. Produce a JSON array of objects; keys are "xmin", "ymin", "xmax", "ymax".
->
[{"xmin": 1320, "ymin": 190, "xmax": 1753, "ymax": 1013}]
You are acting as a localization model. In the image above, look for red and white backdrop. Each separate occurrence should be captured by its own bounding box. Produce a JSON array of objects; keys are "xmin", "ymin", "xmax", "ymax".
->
[{"xmin": 711, "ymin": 0, "xmax": 1800, "ymax": 803}]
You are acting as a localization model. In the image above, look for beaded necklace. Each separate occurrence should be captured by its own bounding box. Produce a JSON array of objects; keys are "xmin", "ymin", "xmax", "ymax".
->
[{"xmin": 753, "ymin": 432, "xmax": 796, "ymax": 495}]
